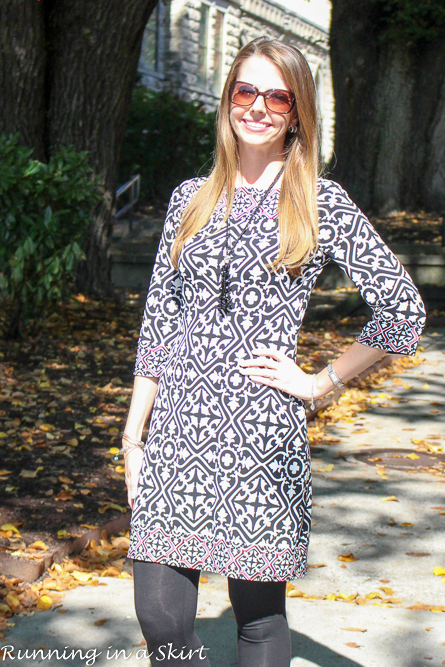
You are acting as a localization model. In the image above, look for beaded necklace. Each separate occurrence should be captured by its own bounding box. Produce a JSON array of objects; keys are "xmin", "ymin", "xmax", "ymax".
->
[{"xmin": 218, "ymin": 165, "xmax": 284, "ymax": 314}]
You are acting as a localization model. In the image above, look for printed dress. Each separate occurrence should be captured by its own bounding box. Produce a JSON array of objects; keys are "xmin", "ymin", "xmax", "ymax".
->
[{"xmin": 127, "ymin": 177, "xmax": 426, "ymax": 582}]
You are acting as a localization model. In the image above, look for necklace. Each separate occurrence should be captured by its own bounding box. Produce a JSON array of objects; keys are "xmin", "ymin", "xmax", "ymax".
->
[{"xmin": 218, "ymin": 165, "xmax": 284, "ymax": 314}]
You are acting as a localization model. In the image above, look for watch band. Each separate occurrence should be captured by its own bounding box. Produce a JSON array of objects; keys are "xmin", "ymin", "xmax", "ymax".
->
[{"xmin": 327, "ymin": 362, "xmax": 344, "ymax": 388}]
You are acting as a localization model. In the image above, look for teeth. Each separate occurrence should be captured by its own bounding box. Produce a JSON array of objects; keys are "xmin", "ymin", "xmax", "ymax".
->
[{"xmin": 244, "ymin": 120, "xmax": 269, "ymax": 128}]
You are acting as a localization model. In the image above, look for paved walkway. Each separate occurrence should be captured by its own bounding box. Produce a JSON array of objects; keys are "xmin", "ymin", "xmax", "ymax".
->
[{"xmin": 2, "ymin": 333, "xmax": 444, "ymax": 667}]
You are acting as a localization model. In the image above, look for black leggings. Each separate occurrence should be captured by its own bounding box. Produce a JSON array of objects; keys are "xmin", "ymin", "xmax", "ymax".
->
[{"xmin": 133, "ymin": 560, "xmax": 291, "ymax": 666}]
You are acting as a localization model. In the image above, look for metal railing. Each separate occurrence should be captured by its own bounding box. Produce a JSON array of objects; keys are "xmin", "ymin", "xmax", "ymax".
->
[{"xmin": 115, "ymin": 174, "xmax": 141, "ymax": 231}]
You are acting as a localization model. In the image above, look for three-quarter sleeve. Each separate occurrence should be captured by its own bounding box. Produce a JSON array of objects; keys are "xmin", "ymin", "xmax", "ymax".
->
[
  {"xmin": 133, "ymin": 184, "xmax": 186, "ymax": 377},
  {"xmin": 317, "ymin": 179, "xmax": 426, "ymax": 355}
]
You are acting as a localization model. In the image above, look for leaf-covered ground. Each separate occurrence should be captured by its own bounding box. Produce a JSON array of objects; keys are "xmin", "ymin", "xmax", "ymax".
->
[
  {"xmin": 1, "ymin": 289, "xmax": 444, "ymax": 638},
  {"xmin": 370, "ymin": 211, "xmax": 444, "ymax": 245}
]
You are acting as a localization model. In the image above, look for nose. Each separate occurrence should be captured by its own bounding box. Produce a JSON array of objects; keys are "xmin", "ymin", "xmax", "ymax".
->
[{"xmin": 250, "ymin": 93, "xmax": 267, "ymax": 113}]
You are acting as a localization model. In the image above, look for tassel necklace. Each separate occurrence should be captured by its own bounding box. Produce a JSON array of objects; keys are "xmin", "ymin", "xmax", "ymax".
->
[{"xmin": 218, "ymin": 165, "xmax": 284, "ymax": 314}]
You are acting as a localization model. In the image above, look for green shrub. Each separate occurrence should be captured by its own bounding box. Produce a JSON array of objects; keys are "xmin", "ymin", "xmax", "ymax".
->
[
  {"xmin": 0, "ymin": 134, "xmax": 101, "ymax": 338},
  {"xmin": 118, "ymin": 84, "xmax": 216, "ymax": 206}
]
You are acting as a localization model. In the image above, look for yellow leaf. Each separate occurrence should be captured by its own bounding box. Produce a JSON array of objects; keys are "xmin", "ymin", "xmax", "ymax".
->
[
  {"xmin": 6, "ymin": 593, "xmax": 21, "ymax": 610},
  {"xmin": 365, "ymin": 591, "xmax": 383, "ymax": 600},
  {"xmin": 28, "ymin": 541, "xmax": 49, "ymax": 551},
  {"xmin": 1, "ymin": 523, "xmax": 20, "ymax": 534},
  {"xmin": 341, "ymin": 628, "xmax": 367, "ymax": 633},
  {"xmin": 58, "ymin": 476, "xmax": 73, "ymax": 484},
  {"xmin": 0, "ymin": 470, "xmax": 12, "ymax": 476},
  {"xmin": 380, "ymin": 496, "xmax": 399, "ymax": 502},
  {"xmin": 67, "ymin": 438, "xmax": 78, "ymax": 446},
  {"xmin": 36, "ymin": 595, "xmax": 53, "ymax": 610},
  {"xmin": 286, "ymin": 588, "xmax": 304, "ymax": 598},
  {"xmin": 433, "ymin": 567, "xmax": 445, "ymax": 576},
  {"xmin": 326, "ymin": 593, "xmax": 337, "ymax": 600},
  {"xmin": 57, "ymin": 529, "xmax": 70, "ymax": 538},
  {"xmin": 109, "ymin": 447, "xmax": 120, "ymax": 455},
  {"xmin": 379, "ymin": 587, "xmax": 395, "ymax": 595},
  {"xmin": 422, "ymin": 384, "xmax": 430, "ymax": 389},
  {"xmin": 314, "ymin": 464, "xmax": 334, "ymax": 473},
  {"xmin": 40, "ymin": 423, "xmax": 55, "ymax": 431},
  {"xmin": 72, "ymin": 571, "xmax": 92, "ymax": 582},
  {"xmin": 108, "ymin": 427, "xmax": 119, "ymax": 435},
  {"xmin": 80, "ymin": 523, "xmax": 99, "ymax": 529},
  {"xmin": 115, "ymin": 465, "xmax": 125, "ymax": 473},
  {"xmin": 404, "ymin": 453, "xmax": 420, "ymax": 460},
  {"xmin": 338, "ymin": 553, "xmax": 359, "ymax": 562},
  {"xmin": 0, "ymin": 432, "xmax": 8, "ymax": 438},
  {"xmin": 401, "ymin": 522, "xmax": 414, "ymax": 527}
]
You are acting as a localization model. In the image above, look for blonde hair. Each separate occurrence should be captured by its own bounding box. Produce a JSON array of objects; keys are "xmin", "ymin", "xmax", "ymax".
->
[{"xmin": 171, "ymin": 37, "xmax": 320, "ymax": 276}]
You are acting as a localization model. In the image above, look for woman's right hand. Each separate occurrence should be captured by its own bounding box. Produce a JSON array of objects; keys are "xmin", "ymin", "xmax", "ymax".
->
[{"xmin": 124, "ymin": 447, "xmax": 145, "ymax": 509}]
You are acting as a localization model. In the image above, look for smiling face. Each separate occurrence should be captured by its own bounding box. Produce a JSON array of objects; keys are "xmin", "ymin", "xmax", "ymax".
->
[{"xmin": 229, "ymin": 56, "xmax": 297, "ymax": 158}]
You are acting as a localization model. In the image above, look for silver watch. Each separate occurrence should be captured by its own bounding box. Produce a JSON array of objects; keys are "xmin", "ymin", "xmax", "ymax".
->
[{"xmin": 327, "ymin": 362, "xmax": 344, "ymax": 388}]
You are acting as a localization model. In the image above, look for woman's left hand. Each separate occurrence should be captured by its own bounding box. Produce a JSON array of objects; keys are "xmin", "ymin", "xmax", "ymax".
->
[{"xmin": 238, "ymin": 347, "xmax": 314, "ymax": 400}]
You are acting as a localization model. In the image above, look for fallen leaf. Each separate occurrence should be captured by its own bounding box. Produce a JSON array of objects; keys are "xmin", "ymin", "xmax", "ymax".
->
[
  {"xmin": 338, "ymin": 553, "xmax": 359, "ymax": 562},
  {"xmin": 94, "ymin": 618, "xmax": 108, "ymax": 626},
  {"xmin": 58, "ymin": 476, "xmax": 73, "ymax": 484},
  {"xmin": 401, "ymin": 522, "xmax": 414, "ymax": 527},
  {"xmin": 313, "ymin": 463, "xmax": 334, "ymax": 473},
  {"xmin": 433, "ymin": 567, "xmax": 445, "ymax": 576},
  {"xmin": 36, "ymin": 595, "xmax": 53, "ymax": 610},
  {"xmin": 72, "ymin": 571, "xmax": 93, "ymax": 583},
  {"xmin": 28, "ymin": 541, "xmax": 49, "ymax": 551},
  {"xmin": 341, "ymin": 628, "xmax": 367, "ymax": 633},
  {"xmin": 380, "ymin": 496, "xmax": 399, "ymax": 502},
  {"xmin": 366, "ymin": 592, "xmax": 384, "ymax": 600},
  {"xmin": 404, "ymin": 453, "xmax": 420, "ymax": 460},
  {"xmin": 0, "ymin": 523, "xmax": 21, "ymax": 534},
  {"xmin": 345, "ymin": 642, "xmax": 361, "ymax": 648},
  {"xmin": 406, "ymin": 552, "xmax": 430, "ymax": 557},
  {"xmin": 379, "ymin": 587, "xmax": 395, "ymax": 595}
]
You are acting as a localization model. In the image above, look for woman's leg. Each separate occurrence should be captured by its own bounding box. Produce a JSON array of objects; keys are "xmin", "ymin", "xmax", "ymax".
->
[
  {"xmin": 228, "ymin": 577, "xmax": 291, "ymax": 667},
  {"xmin": 133, "ymin": 560, "xmax": 210, "ymax": 666}
]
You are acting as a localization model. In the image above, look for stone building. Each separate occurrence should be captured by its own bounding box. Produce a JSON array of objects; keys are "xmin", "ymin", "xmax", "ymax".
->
[{"xmin": 139, "ymin": 0, "xmax": 333, "ymax": 162}]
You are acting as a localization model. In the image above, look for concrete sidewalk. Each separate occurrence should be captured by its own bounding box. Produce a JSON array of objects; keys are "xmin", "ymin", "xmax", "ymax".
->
[{"xmin": 2, "ymin": 332, "xmax": 444, "ymax": 667}]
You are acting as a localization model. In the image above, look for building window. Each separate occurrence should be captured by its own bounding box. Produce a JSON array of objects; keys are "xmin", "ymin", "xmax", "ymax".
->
[
  {"xmin": 142, "ymin": 5, "xmax": 160, "ymax": 72},
  {"xmin": 213, "ymin": 9, "xmax": 225, "ymax": 95},
  {"xmin": 197, "ymin": 4, "xmax": 210, "ymax": 88}
]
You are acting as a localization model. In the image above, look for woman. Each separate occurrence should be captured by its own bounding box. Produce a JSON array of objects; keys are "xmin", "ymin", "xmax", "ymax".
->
[{"xmin": 121, "ymin": 38, "xmax": 426, "ymax": 666}]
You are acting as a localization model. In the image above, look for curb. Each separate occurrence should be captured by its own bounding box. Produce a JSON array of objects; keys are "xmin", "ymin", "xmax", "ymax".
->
[
  {"xmin": 0, "ymin": 355, "xmax": 400, "ymax": 584},
  {"xmin": 0, "ymin": 513, "xmax": 130, "ymax": 583}
]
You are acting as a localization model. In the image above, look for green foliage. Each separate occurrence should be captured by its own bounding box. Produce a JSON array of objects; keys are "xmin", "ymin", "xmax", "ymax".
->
[
  {"xmin": 371, "ymin": 0, "xmax": 445, "ymax": 45},
  {"xmin": 118, "ymin": 84, "xmax": 216, "ymax": 206},
  {"xmin": 0, "ymin": 134, "xmax": 101, "ymax": 337}
]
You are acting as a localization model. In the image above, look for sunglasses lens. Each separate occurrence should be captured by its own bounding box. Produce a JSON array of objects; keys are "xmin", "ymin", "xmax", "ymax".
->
[
  {"xmin": 231, "ymin": 83, "xmax": 257, "ymax": 106},
  {"xmin": 266, "ymin": 91, "xmax": 294, "ymax": 113}
]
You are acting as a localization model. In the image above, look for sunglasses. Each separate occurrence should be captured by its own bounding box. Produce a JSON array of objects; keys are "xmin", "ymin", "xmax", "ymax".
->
[{"xmin": 229, "ymin": 81, "xmax": 296, "ymax": 114}]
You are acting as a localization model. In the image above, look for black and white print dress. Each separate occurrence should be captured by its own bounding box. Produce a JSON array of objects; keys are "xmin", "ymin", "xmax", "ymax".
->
[{"xmin": 127, "ymin": 177, "xmax": 426, "ymax": 582}]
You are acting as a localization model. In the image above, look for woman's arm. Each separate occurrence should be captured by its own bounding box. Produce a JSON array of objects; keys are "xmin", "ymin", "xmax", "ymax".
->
[
  {"xmin": 238, "ymin": 342, "xmax": 386, "ymax": 403},
  {"xmin": 123, "ymin": 376, "xmax": 159, "ymax": 509}
]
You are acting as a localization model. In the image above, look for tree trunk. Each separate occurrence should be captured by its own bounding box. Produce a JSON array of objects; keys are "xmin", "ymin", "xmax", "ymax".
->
[
  {"xmin": 0, "ymin": 0, "xmax": 158, "ymax": 294},
  {"xmin": 330, "ymin": 0, "xmax": 445, "ymax": 214}
]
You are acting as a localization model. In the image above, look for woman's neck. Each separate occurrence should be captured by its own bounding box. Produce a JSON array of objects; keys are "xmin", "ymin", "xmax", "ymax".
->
[{"xmin": 236, "ymin": 148, "xmax": 285, "ymax": 189}]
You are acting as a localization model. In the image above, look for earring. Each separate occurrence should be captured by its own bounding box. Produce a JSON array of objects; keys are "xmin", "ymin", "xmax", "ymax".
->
[{"xmin": 288, "ymin": 125, "xmax": 298, "ymax": 134}]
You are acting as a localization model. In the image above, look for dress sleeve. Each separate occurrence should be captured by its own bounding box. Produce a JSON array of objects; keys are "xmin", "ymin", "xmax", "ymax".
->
[
  {"xmin": 133, "ymin": 184, "xmax": 186, "ymax": 377},
  {"xmin": 317, "ymin": 180, "xmax": 426, "ymax": 356}
]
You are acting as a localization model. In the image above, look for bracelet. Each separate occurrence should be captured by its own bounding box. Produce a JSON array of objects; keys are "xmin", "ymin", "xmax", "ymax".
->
[
  {"xmin": 113, "ymin": 433, "xmax": 145, "ymax": 461},
  {"xmin": 327, "ymin": 362, "xmax": 344, "ymax": 388},
  {"xmin": 122, "ymin": 432, "xmax": 145, "ymax": 448},
  {"xmin": 309, "ymin": 374, "xmax": 316, "ymax": 411}
]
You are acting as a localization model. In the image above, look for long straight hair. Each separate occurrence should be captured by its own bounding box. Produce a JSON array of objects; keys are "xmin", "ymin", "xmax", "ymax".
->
[{"xmin": 171, "ymin": 37, "xmax": 320, "ymax": 276}]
